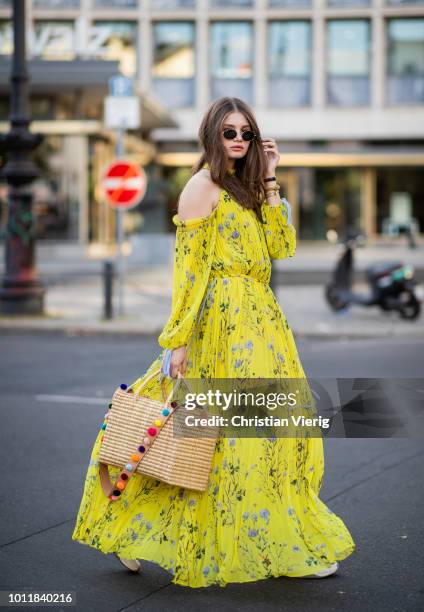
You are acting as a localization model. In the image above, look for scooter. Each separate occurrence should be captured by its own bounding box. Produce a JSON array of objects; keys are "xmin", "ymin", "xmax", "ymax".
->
[{"xmin": 325, "ymin": 228, "xmax": 422, "ymax": 320}]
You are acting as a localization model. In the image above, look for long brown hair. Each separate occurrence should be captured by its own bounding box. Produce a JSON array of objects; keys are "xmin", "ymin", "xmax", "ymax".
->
[{"xmin": 191, "ymin": 97, "xmax": 269, "ymax": 224}]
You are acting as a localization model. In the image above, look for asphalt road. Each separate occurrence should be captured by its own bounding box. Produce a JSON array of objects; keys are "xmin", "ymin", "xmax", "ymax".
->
[{"xmin": 0, "ymin": 333, "xmax": 423, "ymax": 612}]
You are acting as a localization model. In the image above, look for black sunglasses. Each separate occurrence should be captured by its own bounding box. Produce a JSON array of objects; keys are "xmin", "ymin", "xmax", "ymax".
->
[{"xmin": 222, "ymin": 128, "xmax": 256, "ymax": 142}]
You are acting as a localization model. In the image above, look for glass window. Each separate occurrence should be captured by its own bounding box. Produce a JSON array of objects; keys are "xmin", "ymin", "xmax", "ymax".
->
[
  {"xmin": 327, "ymin": 0, "xmax": 370, "ymax": 6},
  {"xmin": 33, "ymin": 1, "xmax": 80, "ymax": 8},
  {"xmin": 268, "ymin": 21, "xmax": 311, "ymax": 107},
  {"xmin": 93, "ymin": 0, "xmax": 137, "ymax": 7},
  {"xmin": 150, "ymin": 0, "xmax": 195, "ymax": 7},
  {"xmin": 152, "ymin": 22, "xmax": 195, "ymax": 108},
  {"xmin": 32, "ymin": 21, "xmax": 76, "ymax": 60},
  {"xmin": 91, "ymin": 21, "xmax": 137, "ymax": 77},
  {"xmin": 210, "ymin": 0, "xmax": 253, "ymax": 7},
  {"xmin": 387, "ymin": 18, "xmax": 424, "ymax": 105},
  {"xmin": 268, "ymin": 0, "xmax": 311, "ymax": 7},
  {"xmin": 386, "ymin": 0, "xmax": 424, "ymax": 5},
  {"xmin": 327, "ymin": 19, "xmax": 371, "ymax": 106},
  {"xmin": 210, "ymin": 21, "xmax": 253, "ymax": 104},
  {"xmin": 0, "ymin": 21, "xmax": 12, "ymax": 55}
]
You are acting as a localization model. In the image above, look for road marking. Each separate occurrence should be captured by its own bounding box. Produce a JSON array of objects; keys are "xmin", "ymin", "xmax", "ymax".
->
[{"xmin": 35, "ymin": 394, "xmax": 107, "ymax": 405}]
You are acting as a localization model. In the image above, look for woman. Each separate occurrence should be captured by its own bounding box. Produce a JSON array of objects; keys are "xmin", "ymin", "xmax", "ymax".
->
[{"xmin": 72, "ymin": 97, "xmax": 356, "ymax": 588}]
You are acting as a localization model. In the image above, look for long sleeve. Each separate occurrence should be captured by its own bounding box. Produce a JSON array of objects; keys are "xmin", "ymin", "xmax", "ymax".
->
[
  {"xmin": 158, "ymin": 209, "xmax": 217, "ymax": 350},
  {"xmin": 260, "ymin": 196, "xmax": 296, "ymax": 260}
]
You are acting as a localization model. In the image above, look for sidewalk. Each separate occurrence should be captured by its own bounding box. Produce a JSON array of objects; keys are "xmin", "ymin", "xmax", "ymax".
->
[
  {"xmin": 2, "ymin": 237, "xmax": 424, "ymax": 285},
  {"xmin": 1, "ymin": 265, "xmax": 423, "ymax": 339}
]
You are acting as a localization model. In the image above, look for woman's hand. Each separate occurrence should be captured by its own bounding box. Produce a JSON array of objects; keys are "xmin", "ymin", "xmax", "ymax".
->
[
  {"xmin": 170, "ymin": 346, "xmax": 188, "ymax": 378},
  {"xmin": 262, "ymin": 137, "xmax": 280, "ymax": 177}
]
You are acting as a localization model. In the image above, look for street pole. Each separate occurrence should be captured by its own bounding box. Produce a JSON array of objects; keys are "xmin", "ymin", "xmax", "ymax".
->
[
  {"xmin": 0, "ymin": 0, "xmax": 44, "ymax": 315},
  {"xmin": 116, "ymin": 126, "xmax": 124, "ymax": 317}
]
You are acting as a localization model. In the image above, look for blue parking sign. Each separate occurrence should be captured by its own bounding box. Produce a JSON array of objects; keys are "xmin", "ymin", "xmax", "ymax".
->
[{"xmin": 109, "ymin": 76, "xmax": 134, "ymax": 97}]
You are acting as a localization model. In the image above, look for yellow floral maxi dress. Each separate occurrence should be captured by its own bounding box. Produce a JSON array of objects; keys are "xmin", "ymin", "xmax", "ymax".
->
[{"xmin": 71, "ymin": 180, "xmax": 356, "ymax": 588}]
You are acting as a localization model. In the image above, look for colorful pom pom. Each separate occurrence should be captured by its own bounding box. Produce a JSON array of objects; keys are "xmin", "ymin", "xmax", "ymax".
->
[
  {"xmin": 162, "ymin": 408, "xmax": 170, "ymax": 416},
  {"xmin": 154, "ymin": 419, "xmax": 162, "ymax": 427},
  {"xmin": 125, "ymin": 464, "xmax": 133, "ymax": 471},
  {"xmin": 120, "ymin": 473, "xmax": 128, "ymax": 481},
  {"xmin": 147, "ymin": 427, "xmax": 157, "ymax": 436},
  {"xmin": 131, "ymin": 453, "xmax": 141, "ymax": 461},
  {"xmin": 138, "ymin": 445, "xmax": 146, "ymax": 453},
  {"xmin": 120, "ymin": 384, "xmax": 127, "ymax": 390}
]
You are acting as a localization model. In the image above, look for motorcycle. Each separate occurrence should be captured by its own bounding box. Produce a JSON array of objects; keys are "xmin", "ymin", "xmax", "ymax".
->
[{"xmin": 325, "ymin": 229, "xmax": 422, "ymax": 320}]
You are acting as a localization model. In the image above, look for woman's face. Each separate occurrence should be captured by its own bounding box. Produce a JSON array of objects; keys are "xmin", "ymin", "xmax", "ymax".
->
[{"xmin": 220, "ymin": 111, "xmax": 253, "ymax": 162}]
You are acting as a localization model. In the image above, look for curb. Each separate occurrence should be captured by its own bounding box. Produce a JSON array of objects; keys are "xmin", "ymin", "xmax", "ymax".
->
[{"xmin": 1, "ymin": 320, "xmax": 423, "ymax": 341}]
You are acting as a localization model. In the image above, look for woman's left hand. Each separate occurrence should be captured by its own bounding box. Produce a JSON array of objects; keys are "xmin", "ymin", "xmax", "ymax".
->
[{"xmin": 262, "ymin": 138, "xmax": 280, "ymax": 176}]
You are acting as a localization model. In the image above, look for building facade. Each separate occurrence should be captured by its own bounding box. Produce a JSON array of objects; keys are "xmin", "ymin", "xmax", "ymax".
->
[{"xmin": 0, "ymin": 0, "xmax": 423, "ymax": 244}]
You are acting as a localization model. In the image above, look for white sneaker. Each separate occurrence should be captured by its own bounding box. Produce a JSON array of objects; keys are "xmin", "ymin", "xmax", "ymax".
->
[
  {"xmin": 113, "ymin": 553, "xmax": 141, "ymax": 573},
  {"xmin": 302, "ymin": 562, "xmax": 339, "ymax": 578}
]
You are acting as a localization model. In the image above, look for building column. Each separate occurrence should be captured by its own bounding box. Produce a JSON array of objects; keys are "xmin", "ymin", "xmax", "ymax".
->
[
  {"xmin": 312, "ymin": 0, "xmax": 326, "ymax": 109},
  {"xmin": 372, "ymin": 0, "xmax": 384, "ymax": 109},
  {"xmin": 255, "ymin": 0, "xmax": 267, "ymax": 109},
  {"xmin": 196, "ymin": 13, "xmax": 209, "ymax": 110},
  {"xmin": 139, "ymin": 15, "xmax": 151, "ymax": 93}
]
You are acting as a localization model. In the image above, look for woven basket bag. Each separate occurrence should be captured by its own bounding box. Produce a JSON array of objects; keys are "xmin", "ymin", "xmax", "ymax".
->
[{"xmin": 98, "ymin": 366, "xmax": 219, "ymax": 501}]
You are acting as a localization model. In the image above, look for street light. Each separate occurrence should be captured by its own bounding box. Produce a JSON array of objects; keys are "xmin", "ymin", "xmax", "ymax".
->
[{"xmin": 0, "ymin": 0, "xmax": 45, "ymax": 315}]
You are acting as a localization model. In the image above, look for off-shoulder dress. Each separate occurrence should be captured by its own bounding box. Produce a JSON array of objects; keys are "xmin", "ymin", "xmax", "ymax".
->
[{"xmin": 71, "ymin": 167, "xmax": 356, "ymax": 588}]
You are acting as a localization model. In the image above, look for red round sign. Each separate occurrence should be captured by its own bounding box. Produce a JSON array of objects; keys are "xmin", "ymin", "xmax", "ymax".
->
[{"xmin": 102, "ymin": 161, "xmax": 147, "ymax": 209}]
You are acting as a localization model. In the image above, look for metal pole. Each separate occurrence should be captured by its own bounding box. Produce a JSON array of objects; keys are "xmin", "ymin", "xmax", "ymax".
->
[
  {"xmin": 0, "ymin": 0, "xmax": 44, "ymax": 314},
  {"xmin": 103, "ymin": 259, "xmax": 114, "ymax": 320},
  {"xmin": 116, "ymin": 126, "xmax": 124, "ymax": 317}
]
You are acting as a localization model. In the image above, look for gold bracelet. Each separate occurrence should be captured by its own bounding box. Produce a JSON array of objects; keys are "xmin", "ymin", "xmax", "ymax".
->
[
  {"xmin": 265, "ymin": 187, "xmax": 280, "ymax": 197},
  {"xmin": 265, "ymin": 183, "xmax": 280, "ymax": 193}
]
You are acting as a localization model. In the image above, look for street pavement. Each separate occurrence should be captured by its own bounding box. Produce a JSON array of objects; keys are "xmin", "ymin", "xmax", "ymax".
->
[
  {"xmin": 0, "ymin": 267, "xmax": 423, "ymax": 339},
  {"xmin": 0, "ymin": 333, "xmax": 423, "ymax": 612}
]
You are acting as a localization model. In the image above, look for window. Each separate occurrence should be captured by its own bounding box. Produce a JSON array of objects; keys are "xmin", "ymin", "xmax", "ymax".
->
[
  {"xmin": 152, "ymin": 22, "xmax": 195, "ymax": 108},
  {"xmin": 150, "ymin": 0, "xmax": 195, "ymax": 7},
  {"xmin": 93, "ymin": 0, "xmax": 137, "ymax": 7},
  {"xmin": 327, "ymin": 19, "xmax": 371, "ymax": 106},
  {"xmin": 0, "ymin": 21, "xmax": 12, "ymax": 55},
  {"xmin": 91, "ymin": 21, "xmax": 137, "ymax": 77},
  {"xmin": 327, "ymin": 0, "xmax": 370, "ymax": 6},
  {"xmin": 268, "ymin": 0, "xmax": 311, "ymax": 7},
  {"xmin": 210, "ymin": 21, "xmax": 253, "ymax": 104},
  {"xmin": 31, "ymin": 21, "xmax": 76, "ymax": 60},
  {"xmin": 210, "ymin": 0, "xmax": 253, "ymax": 7},
  {"xmin": 268, "ymin": 21, "xmax": 312, "ymax": 107},
  {"xmin": 387, "ymin": 18, "xmax": 424, "ymax": 105},
  {"xmin": 33, "ymin": 0, "xmax": 80, "ymax": 7}
]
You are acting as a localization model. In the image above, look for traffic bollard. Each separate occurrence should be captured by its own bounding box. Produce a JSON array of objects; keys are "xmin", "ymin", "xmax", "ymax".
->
[{"xmin": 103, "ymin": 259, "xmax": 114, "ymax": 320}]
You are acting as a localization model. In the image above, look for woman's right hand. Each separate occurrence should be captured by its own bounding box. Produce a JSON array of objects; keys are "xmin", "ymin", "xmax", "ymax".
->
[{"xmin": 170, "ymin": 346, "xmax": 188, "ymax": 378}]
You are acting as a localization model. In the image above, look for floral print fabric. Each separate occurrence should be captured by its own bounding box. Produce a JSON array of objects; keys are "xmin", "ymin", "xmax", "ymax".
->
[{"xmin": 71, "ymin": 175, "xmax": 356, "ymax": 588}]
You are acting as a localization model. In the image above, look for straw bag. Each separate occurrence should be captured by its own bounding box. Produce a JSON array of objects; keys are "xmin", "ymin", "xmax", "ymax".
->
[{"xmin": 98, "ymin": 366, "xmax": 219, "ymax": 500}]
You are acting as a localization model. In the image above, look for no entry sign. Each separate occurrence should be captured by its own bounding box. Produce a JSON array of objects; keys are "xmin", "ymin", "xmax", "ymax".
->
[{"xmin": 102, "ymin": 161, "xmax": 147, "ymax": 209}]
